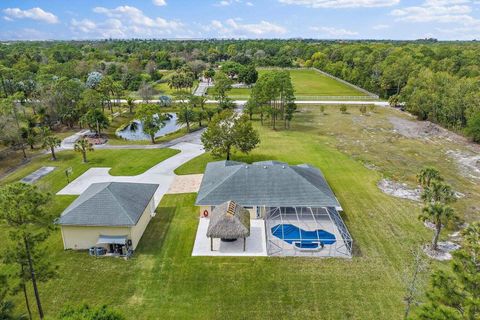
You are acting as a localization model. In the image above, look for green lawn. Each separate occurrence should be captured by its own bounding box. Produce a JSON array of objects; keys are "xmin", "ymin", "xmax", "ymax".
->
[
  {"xmin": 287, "ymin": 69, "xmax": 366, "ymax": 96},
  {"xmin": 207, "ymin": 68, "xmax": 369, "ymax": 99},
  {"xmin": 1, "ymin": 148, "xmax": 179, "ymax": 193},
  {"xmin": 3, "ymin": 105, "xmax": 479, "ymax": 319}
]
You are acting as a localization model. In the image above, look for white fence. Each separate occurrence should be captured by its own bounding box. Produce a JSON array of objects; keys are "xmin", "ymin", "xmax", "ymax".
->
[{"xmin": 226, "ymin": 95, "xmax": 380, "ymax": 101}]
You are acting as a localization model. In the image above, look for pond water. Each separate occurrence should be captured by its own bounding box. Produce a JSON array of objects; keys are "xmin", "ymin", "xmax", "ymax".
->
[{"xmin": 115, "ymin": 113, "xmax": 182, "ymax": 141}]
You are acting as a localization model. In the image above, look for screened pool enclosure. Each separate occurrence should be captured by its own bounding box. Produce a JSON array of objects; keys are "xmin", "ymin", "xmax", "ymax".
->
[{"xmin": 265, "ymin": 207, "xmax": 352, "ymax": 257}]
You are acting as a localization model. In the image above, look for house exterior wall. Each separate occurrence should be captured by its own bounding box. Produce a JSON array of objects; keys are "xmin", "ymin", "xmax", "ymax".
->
[
  {"xmin": 61, "ymin": 197, "xmax": 156, "ymax": 250},
  {"xmin": 198, "ymin": 205, "xmax": 265, "ymax": 219},
  {"xmin": 130, "ymin": 198, "xmax": 155, "ymax": 249},
  {"xmin": 199, "ymin": 205, "xmax": 213, "ymax": 218},
  {"xmin": 61, "ymin": 225, "xmax": 132, "ymax": 250}
]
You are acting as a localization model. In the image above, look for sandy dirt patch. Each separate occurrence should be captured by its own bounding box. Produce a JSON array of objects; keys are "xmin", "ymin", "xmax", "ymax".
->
[
  {"xmin": 446, "ymin": 150, "xmax": 480, "ymax": 180},
  {"xmin": 377, "ymin": 179, "xmax": 421, "ymax": 201},
  {"xmin": 389, "ymin": 116, "xmax": 448, "ymax": 139},
  {"xmin": 423, "ymin": 241, "xmax": 461, "ymax": 261},
  {"xmin": 167, "ymin": 174, "xmax": 203, "ymax": 194},
  {"xmin": 389, "ymin": 116, "xmax": 480, "ymax": 181}
]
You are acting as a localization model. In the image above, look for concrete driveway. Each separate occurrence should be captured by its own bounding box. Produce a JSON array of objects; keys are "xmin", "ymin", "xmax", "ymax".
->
[{"xmin": 56, "ymin": 142, "xmax": 204, "ymax": 207}]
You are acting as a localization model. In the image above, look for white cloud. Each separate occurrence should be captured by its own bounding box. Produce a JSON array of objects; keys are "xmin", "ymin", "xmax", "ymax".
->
[
  {"xmin": 204, "ymin": 18, "xmax": 287, "ymax": 37},
  {"xmin": 3, "ymin": 7, "xmax": 59, "ymax": 24},
  {"xmin": 310, "ymin": 26, "xmax": 358, "ymax": 37},
  {"xmin": 70, "ymin": 6, "xmax": 184, "ymax": 38},
  {"xmin": 278, "ymin": 0, "xmax": 399, "ymax": 8},
  {"xmin": 372, "ymin": 24, "xmax": 390, "ymax": 29},
  {"xmin": 215, "ymin": 0, "xmax": 253, "ymax": 6},
  {"xmin": 153, "ymin": 0, "xmax": 167, "ymax": 6},
  {"xmin": 70, "ymin": 19, "xmax": 97, "ymax": 34},
  {"xmin": 391, "ymin": 0, "xmax": 479, "ymax": 25}
]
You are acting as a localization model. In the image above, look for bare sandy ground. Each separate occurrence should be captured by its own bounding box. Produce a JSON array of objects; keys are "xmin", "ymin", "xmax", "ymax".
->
[
  {"xmin": 377, "ymin": 179, "xmax": 421, "ymax": 201},
  {"xmin": 167, "ymin": 174, "xmax": 203, "ymax": 194},
  {"xmin": 389, "ymin": 116, "xmax": 480, "ymax": 180}
]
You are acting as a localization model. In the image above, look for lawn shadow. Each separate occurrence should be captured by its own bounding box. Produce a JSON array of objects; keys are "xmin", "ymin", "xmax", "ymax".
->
[
  {"xmin": 231, "ymin": 153, "xmax": 278, "ymax": 164},
  {"xmin": 57, "ymin": 152, "xmax": 77, "ymax": 162},
  {"xmin": 137, "ymin": 206, "xmax": 175, "ymax": 255}
]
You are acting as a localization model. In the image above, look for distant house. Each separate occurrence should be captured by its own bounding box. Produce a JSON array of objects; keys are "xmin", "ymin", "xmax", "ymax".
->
[
  {"xmin": 57, "ymin": 182, "xmax": 158, "ymax": 252},
  {"xmin": 195, "ymin": 161, "xmax": 352, "ymax": 257}
]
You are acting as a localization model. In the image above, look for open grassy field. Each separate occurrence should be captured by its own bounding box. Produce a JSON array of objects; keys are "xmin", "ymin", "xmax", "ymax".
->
[
  {"xmin": 207, "ymin": 68, "xmax": 369, "ymax": 99},
  {"xmin": 2, "ymin": 105, "xmax": 479, "ymax": 319}
]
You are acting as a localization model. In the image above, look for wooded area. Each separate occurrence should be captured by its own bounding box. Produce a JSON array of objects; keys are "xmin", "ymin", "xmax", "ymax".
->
[{"xmin": 1, "ymin": 39, "xmax": 480, "ymax": 152}]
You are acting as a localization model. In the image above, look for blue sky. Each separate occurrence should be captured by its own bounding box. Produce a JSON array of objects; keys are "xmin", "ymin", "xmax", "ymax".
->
[{"xmin": 1, "ymin": 0, "xmax": 480, "ymax": 40}]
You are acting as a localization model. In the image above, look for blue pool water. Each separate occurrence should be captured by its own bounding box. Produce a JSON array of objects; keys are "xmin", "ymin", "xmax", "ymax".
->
[{"xmin": 271, "ymin": 224, "xmax": 336, "ymax": 248}]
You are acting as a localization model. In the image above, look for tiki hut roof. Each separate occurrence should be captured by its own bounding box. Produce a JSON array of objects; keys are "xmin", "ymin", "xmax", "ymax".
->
[{"xmin": 206, "ymin": 201, "xmax": 250, "ymax": 239}]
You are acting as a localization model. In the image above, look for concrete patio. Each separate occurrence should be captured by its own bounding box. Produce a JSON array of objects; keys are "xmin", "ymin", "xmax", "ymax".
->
[{"xmin": 192, "ymin": 218, "xmax": 267, "ymax": 257}]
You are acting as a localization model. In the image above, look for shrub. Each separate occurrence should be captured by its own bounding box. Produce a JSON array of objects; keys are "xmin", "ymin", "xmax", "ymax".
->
[
  {"xmin": 466, "ymin": 112, "xmax": 480, "ymax": 142},
  {"xmin": 340, "ymin": 105, "xmax": 347, "ymax": 114},
  {"xmin": 359, "ymin": 105, "xmax": 367, "ymax": 115}
]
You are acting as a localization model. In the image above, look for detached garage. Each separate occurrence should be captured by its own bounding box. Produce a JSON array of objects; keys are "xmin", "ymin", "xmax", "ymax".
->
[{"xmin": 57, "ymin": 182, "xmax": 158, "ymax": 253}]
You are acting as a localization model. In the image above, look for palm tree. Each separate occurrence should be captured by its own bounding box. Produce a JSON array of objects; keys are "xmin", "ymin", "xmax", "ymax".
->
[
  {"xmin": 42, "ymin": 135, "xmax": 61, "ymax": 161},
  {"xmin": 419, "ymin": 203, "xmax": 455, "ymax": 251},
  {"xmin": 127, "ymin": 97, "xmax": 135, "ymax": 114},
  {"xmin": 74, "ymin": 138, "xmax": 94, "ymax": 163},
  {"xmin": 421, "ymin": 181, "xmax": 456, "ymax": 205},
  {"xmin": 417, "ymin": 167, "xmax": 443, "ymax": 188}
]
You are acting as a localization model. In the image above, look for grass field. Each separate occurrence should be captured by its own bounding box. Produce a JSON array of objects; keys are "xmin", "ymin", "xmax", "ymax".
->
[
  {"xmin": 207, "ymin": 68, "xmax": 369, "ymax": 99},
  {"xmin": 2, "ymin": 105, "xmax": 479, "ymax": 319}
]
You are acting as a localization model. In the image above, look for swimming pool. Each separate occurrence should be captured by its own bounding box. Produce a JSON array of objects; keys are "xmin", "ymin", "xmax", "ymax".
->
[{"xmin": 271, "ymin": 224, "xmax": 336, "ymax": 248}]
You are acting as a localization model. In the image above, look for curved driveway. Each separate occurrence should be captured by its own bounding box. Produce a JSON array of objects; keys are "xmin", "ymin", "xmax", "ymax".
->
[{"xmin": 57, "ymin": 138, "xmax": 204, "ymax": 207}]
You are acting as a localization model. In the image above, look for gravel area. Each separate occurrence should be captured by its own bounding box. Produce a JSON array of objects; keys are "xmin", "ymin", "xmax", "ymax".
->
[
  {"xmin": 377, "ymin": 179, "xmax": 421, "ymax": 201},
  {"xmin": 423, "ymin": 242, "xmax": 461, "ymax": 261}
]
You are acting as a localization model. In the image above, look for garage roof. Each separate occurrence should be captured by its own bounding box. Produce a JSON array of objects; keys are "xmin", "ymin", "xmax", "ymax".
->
[
  {"xmin": 57, "ymin": 182, "xmax": 158, "ymax": 227},
  {"xmin": 195, "ymin": 161, "xmax": 340, "ymax": 208}
]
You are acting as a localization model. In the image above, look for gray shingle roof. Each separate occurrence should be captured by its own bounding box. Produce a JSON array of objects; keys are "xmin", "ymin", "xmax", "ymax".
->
[
  {"xmin": 57, "ymin": 182, "xmax": 158, "ymax": 227},
  {"xmin": 195, "ymin": 161, "xmax": 340, "ymax": 208}
]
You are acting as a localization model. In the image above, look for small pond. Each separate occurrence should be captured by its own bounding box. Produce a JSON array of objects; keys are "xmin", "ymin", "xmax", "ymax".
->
[{"xmin": 115, "ymin": 113, "xmax": 182, "ymax": 141}]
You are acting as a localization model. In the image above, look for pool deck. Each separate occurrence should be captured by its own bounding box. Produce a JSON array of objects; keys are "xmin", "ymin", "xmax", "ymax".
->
[{"xmin": 192, "ymin": 218, "xmax": 268, "ymax": 257}]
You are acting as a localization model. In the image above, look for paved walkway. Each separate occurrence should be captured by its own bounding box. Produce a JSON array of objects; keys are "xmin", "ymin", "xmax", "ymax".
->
[
  {"xmin": 60, "ymin": 129, "xmax": 90, "ymax": 150},
  {"xmin": 57, "ymin": 142, "xmax": 204, "ymax": 207},
  {"xmin": 193, "ymin": 79, "xmax": 212, "ymax": 96}
]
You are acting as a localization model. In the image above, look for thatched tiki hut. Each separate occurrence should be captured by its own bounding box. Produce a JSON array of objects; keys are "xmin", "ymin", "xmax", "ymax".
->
[{"xmin": 206, "ymin": 201, "xmax": 250, "ymax": 251}]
